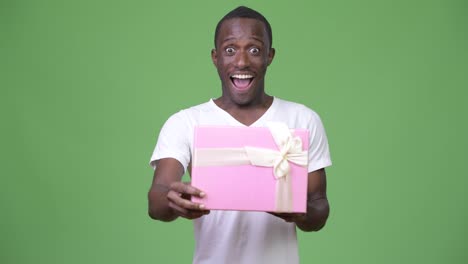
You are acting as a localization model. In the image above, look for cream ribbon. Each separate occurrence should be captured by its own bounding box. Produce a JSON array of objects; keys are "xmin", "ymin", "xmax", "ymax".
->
[{"xmin": 193, "ymin": 122, "xmax": 307, "ymax": 212}]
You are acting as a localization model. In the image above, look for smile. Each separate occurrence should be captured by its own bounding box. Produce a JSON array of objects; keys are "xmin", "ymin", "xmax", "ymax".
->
[{"xmin": 230, "ymin": 74, "xmax": 254, "ymax": 90}]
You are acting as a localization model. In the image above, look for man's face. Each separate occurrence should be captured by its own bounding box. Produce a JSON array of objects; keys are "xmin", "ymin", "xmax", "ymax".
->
[{"xmin": 212, "ymin": 18, "xmax": 275, "ymax": 106}]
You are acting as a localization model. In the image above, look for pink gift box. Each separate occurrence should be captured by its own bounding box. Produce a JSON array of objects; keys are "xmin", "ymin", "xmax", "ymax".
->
[{"xmin": 191, "ymin": 125, "xmax": 309, "ymax": 213}]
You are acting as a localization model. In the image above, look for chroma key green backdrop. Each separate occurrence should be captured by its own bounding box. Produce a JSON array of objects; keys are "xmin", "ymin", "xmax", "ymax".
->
[{"xmin": 2, "ymin": 0, "xmax": 467, "ymax": 263}]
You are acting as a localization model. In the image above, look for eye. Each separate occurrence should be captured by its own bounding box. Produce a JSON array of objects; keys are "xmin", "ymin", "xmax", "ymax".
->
[
  {"xmin": 249, "ymin": 47, "xmax": 260, "ymax": 55},
  {"xmin": 225, "ymin": 47, "xmax": 236, "ymax": 55}
]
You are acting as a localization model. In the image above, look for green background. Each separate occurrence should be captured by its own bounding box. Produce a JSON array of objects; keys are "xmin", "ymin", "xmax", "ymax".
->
[{"xmin": 2, "ymin": 0, "xmax": 467, "ymax": 263}]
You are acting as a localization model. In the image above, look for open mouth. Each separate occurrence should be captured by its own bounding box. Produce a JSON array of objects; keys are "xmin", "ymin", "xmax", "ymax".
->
[{"xmin": 230, "ymin": 74, "xmax": 254, "ymax": 90}]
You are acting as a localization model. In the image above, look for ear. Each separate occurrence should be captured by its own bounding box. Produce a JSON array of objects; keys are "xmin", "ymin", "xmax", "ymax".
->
[
  {"xmin": 211, "ymin": 48, "xmax": 218, "ymax": 67},
  {"xmin": 267, "ymin": 48, "xmax": 275, "ymax": 66}
]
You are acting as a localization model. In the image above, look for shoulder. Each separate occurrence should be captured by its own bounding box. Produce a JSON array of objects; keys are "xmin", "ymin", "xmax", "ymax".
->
[
  {"xmin": 275, "ymin": 97, "xmax": 316, "ymax": 113},
  {"xmin": 165, "ymin": 100, "xmax": 213, "ymax": 125},
  {"xmin": 274, "ymin": 97, "xmax": 322, "ymax": 121}
]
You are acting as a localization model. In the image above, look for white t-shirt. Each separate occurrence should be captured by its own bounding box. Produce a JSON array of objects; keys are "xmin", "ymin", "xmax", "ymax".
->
[{"xmin": 150, "ymin": 97, "xmax": 332, "ymax": 264}]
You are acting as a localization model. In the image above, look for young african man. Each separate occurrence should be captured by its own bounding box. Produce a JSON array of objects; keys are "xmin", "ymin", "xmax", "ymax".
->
[{"xmin": 148, "ymin": 6, "xmax": 332, "ymax": 264}]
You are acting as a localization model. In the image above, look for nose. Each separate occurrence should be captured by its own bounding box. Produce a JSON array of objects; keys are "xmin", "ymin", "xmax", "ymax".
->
[{"xmin": 234, "ymin": 50, "xmax": 249, "ymax": 68}]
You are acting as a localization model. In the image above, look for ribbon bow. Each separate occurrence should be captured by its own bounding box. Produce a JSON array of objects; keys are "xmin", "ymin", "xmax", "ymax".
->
[{"xmin": 244, "ymin": 122, "xmax": 307, "ymax": 179}]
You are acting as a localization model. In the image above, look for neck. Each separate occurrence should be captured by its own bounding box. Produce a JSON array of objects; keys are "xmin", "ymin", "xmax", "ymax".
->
[{"xmin": 213, "ymin": 93, "xmax": 274, "ymax": 126}]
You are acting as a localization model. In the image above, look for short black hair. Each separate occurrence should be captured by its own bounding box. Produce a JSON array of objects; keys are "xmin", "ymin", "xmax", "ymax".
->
[{"xmin": 214, "ymin": 6, "xmax": 273, "ymax": 48}]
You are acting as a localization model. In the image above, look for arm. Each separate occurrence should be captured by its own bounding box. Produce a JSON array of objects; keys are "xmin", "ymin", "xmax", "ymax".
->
[
  {"xmin": 296, "ymin": 168, "xmax": 329, "ymax": 231},
  {"xmin": 147, "ymin": 158, "xmax": 210, "ymax": 222},
  {"xmin": 271, "ymin": 168, "xmax": 330, "ymax": 232}
]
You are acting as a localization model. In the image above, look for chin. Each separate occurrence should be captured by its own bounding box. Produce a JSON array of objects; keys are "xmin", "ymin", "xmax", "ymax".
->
[
  {"xmin": 220, "ymin": 78, "xmax": 263, "ymax": 106},
  {"xmin": 229, "ymin": 87, "xmax": 260, "ymax": 106}
]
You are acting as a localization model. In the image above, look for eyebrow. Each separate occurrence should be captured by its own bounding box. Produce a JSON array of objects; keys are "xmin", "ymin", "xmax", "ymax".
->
[{"xmin": 222, "ymin": 36, "xmax": 265, "ymax": 45}]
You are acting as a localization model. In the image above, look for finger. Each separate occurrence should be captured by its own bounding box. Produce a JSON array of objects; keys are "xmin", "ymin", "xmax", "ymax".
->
[
  {"xmin": 271, "ymin": 212, "xmax": 305, "ymax": 218},
  {"xmin": 269, "ymin": 212, "xmax": 288, "ymax": 218},
  {"xmin": 268, "ymin": 212, "xmax": 302, "ymax": 222},
  {"xmin": 281, "ymin": 216, "xmax": 295, "ymax": 222},
  {"xmin": 184, "ymin": 208, "xmax": 210, "ymax": 219},
  {"xmin": 168, "ymin": 202, "xmax": 208, "ymax": 220},
  {"xmin": 170, "ymin": 182, "xmax": 206, "ymax": 198},
  {"xmin": 168, "ymin": 201, "xmax": 189, "ymax": 217},
  {"xmin": 186, "ymin": 211, "xmax": 208, "ymax": 219},
  {"xmin": 268, "ymin": 212, "xmax": 288, "ymax": 220},
  {"xmin": 167, "ymin": 190, "xmax": 206, "ymax": 210}
]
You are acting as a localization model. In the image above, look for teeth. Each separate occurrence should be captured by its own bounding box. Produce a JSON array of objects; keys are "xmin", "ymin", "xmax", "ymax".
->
[{"xmin": 231, "ymin": 74, "xmax": 253, "ymax": 79}]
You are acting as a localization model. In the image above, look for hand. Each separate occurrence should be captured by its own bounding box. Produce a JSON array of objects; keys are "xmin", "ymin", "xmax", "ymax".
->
[
  {"xmin": 167, "ymin": 181, "xmax": 210, "ymax": 220},
  {"xmin": 268, "ymin": 212, "xmax": 307, "ymax": 223}
]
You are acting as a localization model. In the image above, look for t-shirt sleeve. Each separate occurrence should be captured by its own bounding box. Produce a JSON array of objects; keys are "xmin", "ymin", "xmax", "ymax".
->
[
  {"xmin": 307, "ymin": 111, "xmax": 332, "ymax": 172},
  {"xmin": 149, "ymin": 111, "xmax": 191, "ymax": 172}
]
